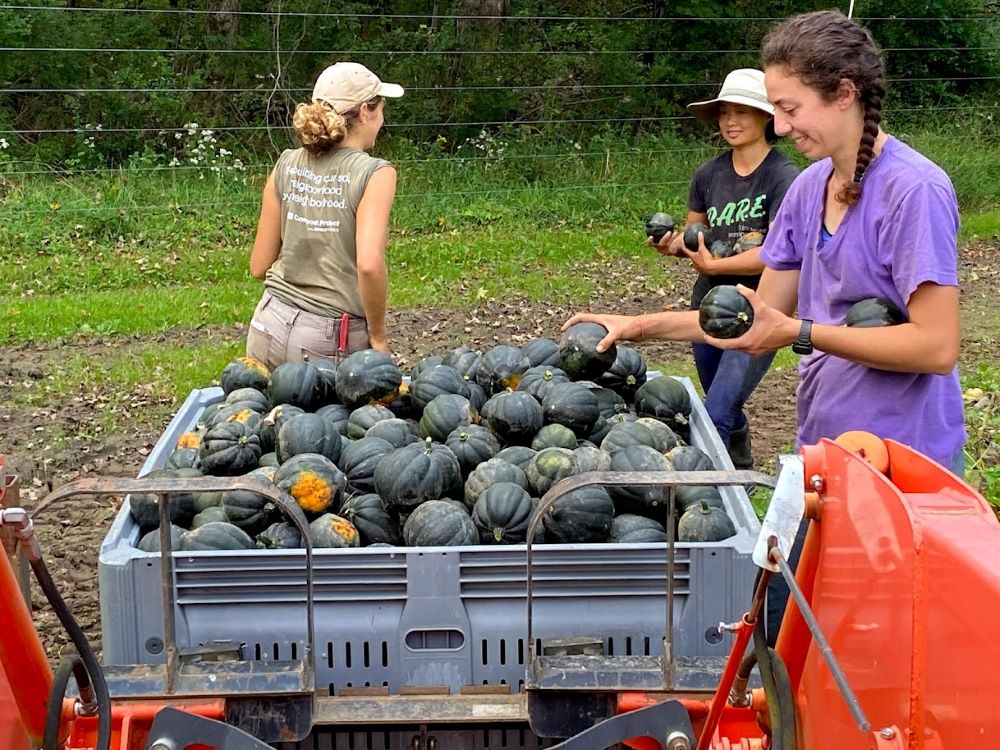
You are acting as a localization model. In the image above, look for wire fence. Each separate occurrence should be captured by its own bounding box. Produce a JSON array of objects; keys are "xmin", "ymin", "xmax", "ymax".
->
[
  {"xmin": 1, "ymin": 4, "xmax": 998, "ymax": 218},
  {"xmin": 1, "ymin": 4, "xmax": 996, "ymax": 21}
]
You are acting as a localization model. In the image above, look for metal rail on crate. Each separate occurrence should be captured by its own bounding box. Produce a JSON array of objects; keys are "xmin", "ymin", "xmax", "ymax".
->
[
  {"xmin": 524, "ymin": 470, "xmax": 775, "ymax": 692},
  {"xmin": 30, "ymin": 476, "xmax": 317, "ymax": 699}
]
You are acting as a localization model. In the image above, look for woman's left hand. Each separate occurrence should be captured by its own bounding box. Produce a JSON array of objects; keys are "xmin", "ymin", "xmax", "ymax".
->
[
  {"xmin": 705, "ymin": 285, "xmax": 799, "ymax": 356},
  {"xmin": 680, "ymin": 231, "xmax": 718, "ymax": 275}
]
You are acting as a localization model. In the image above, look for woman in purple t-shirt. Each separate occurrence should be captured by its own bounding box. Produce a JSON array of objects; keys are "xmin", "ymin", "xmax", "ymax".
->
[{"xmin": 565, "ymin": 10, "xmax": 965, "ymax": 472}]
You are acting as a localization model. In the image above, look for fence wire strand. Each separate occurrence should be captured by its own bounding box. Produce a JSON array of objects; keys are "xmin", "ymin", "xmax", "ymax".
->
[
  {"xmin": 4, "ymin": 45, "xmax": 997, "ymax": 55},
  {"xmin": 0, "ymin": 4, "xmax": 995, "ymax": 22},
  {"xmin": 3, "ymin": 76, "xmax": 997, "ymax": 96}
]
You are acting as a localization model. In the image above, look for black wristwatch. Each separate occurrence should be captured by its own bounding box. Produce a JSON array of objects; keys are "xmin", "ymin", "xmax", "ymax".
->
[{"xmin": 792, "ymin": 319, "xmax": 814, "ymax": 355}]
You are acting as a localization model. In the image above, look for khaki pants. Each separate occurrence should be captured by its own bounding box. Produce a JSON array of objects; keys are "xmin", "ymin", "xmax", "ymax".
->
[{"xmin": 246, "ymin": 292, "xmax": 369, "ymax": 370}]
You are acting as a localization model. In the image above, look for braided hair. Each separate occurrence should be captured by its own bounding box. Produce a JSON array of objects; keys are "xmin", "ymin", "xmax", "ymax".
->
[{"xmin": 762, "ymin": 10, "xmax": 885, "ymax": 206}]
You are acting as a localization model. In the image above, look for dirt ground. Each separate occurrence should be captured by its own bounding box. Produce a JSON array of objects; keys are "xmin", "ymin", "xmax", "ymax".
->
[{"xmin": 1, "ymin": 242, "xmax": 996, "ymax": 659}]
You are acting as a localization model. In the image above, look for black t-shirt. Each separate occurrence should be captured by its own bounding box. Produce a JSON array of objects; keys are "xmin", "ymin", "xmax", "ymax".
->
[{"xmin": 687, "ymin": 148, "xmax": 799, "ymax": 307}]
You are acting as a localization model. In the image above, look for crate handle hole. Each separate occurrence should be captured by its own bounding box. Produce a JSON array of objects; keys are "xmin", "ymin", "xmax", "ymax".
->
[{"xmin": 404, "ymin": 628, "xmax": 466, "ymax": 651}]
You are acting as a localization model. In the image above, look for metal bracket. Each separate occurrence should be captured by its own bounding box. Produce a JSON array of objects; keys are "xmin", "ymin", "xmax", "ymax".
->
[
  {"xmin": 753, "ymin": 455, "xmax": 804, "ymax": 572},
  {"xmin": 543, "ymin": 698, "xmax": 695, "ymax": 750},
  {"xmin": 145, "ymin": 706, "xmax": 273, "ymax": 750},
  {"xmin": 525, "ymin": 469, "xmax": 775, "ymax": 692},
  {"xmin": 30, "ymin": 475, "xmax": 317, "ymax": 698}
]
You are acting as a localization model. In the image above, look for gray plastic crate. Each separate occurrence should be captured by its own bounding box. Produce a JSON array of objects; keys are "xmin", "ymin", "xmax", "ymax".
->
[{"xmin": 99, "ymin": 376, "xmax": 760, "ymax": 698}]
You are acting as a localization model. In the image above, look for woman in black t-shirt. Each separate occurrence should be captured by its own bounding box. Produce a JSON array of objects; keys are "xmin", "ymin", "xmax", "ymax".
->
[{"xmin": 649, "ymin": 69, "xmax": 799, "ymax": 468}]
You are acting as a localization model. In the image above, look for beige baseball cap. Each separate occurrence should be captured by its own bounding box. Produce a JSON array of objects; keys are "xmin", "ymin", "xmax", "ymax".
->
[
  {"xmin": 687, "ymin": 68, "xmax": 774, "ymax": 123},
  {"xmin": 311, "ymin": 62, "xmax": 404, "ymax": 114}
]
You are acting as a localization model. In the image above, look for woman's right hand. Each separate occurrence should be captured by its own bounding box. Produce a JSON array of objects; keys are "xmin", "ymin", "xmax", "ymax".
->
[
  {"xmin": 561, "ymin": 312, "xmax": 642, "ymax": 352},
  {"xmin": 646, "ymin": 230, "xmax": 684, "ymax": 257}
]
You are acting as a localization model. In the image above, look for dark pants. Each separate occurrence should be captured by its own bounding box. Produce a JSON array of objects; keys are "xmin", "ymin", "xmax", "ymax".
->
[{"xmin": 692, "ymin": 343, "xmax": 775, "ymax": 445}]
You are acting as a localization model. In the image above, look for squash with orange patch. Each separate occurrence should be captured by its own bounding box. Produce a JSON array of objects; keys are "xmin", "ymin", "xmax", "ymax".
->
[
  {"xmin": 274, "ymin": 453, "xmax": 347, "ymax": 516},
  {"xmin": 220, "ymin": 357, "xmax": 271, "ymax": 395},
  {"xmin": 176, "ymin": 431, "xmax": 204, "ymax": 450},
  {"xmin": 308, "ymin": 513, "xmax": 361, "ymax": 548}
]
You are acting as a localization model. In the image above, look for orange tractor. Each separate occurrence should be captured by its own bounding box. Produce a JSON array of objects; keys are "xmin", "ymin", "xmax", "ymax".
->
[{"xmin": 1, "ymin": 434, "xmax": 998, "ymax": 749}]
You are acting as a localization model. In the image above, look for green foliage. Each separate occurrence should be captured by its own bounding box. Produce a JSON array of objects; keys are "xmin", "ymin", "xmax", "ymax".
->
[
  {"xmin": 963, "ymin": 366, "xmax": 1000, "ymax": 507},
  {"xmin": 1, "ymin": 2, "xmax": 996, "ymax": 166}
]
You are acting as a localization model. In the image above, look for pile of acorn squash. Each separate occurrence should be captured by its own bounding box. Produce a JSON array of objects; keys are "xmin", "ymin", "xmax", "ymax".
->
[{"xmin": 134, "ymin": 323, "xmax": 738, "ymax": 552}]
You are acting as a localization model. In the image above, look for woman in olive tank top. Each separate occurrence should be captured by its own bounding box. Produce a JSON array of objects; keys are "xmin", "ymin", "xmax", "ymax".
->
[{"xmin": 247, "ymin": 62, "xmax": 403, "ymax": 368}]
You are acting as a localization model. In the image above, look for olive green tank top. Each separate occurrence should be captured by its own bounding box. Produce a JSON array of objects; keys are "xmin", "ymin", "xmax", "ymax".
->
[{"xmin": 264, "ymin": 147, "xmax": 390, "ymax": 318}]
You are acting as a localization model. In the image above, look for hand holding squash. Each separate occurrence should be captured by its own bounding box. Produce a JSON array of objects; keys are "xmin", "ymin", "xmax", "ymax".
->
[
  {"xmin": 560, "ymin": 312, "xmax": 641, "ymax": 352},
  {"xmin": 680, "ymin": 232, "xmax": 718, "ymax": 276},
  {"xmin": 646, "ymin": 230, "xmax": 682, "ymax": 257},
  {"xmin": 702, "ymin": 284, "xmax": 798, "ymax": 356}
]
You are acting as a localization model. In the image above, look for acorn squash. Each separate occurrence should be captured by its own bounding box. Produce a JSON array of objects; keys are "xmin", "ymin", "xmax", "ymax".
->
[
  {"xmin": 180, "ymin": 521, "xmax": 255, "ymax": 551},
  {"xmin": 476, "ymin": 345, "xmax": 531, "ymax": 395},
  {"xmin": 677, "ymin": 501, "xmax": 736, "ymax": 542},
  {"xmin": 274, "ymin": 453, "xmax": 347, "ymax": 516},
  {"xmin": 610, "ymin": 514, "xmax": 668, "ymax": 543},
  {"xmin": 530, "ymin": 423, "xmax": 578, "ymax": 451},
  {"xmin": 446, "ymin": 425, "xmax": 501, "ymax": 477},
  {"xmin": 471, "ymin": 482, "xmax": 533, "ymax": 544},
  {"xmin": 374, "ymin": 438, "xmax": 462, "ymax": 510},
  {"xmin": 335, "ymin": 349, "xmax": 402, "ymax": 409},
  {"xmin": 276, "ymin": 412, "xmax": 343, "ymax": 464},
  {"xmin": 542, "ymin": 381, "xmax": 600, "ymax": 439},
  {"xmin": 402, "ymin": 500, "xmax": 479, "ymax": 547},
  {"xmin": 520, "ymin": 337, "xmax": 561, "ymax": 368},
  {"xmin": 257, "ymin": 521, "xmax": 303, "ymax": 549},
  {"xmin": 526, "ymin": 447, "xmax": 578, "ymax": 496},
  {"xmin": 634, "ymin": 377, "xmax": 691, "ymax": 439},
  {"xmin": 342, "ymin": 437, "xmax": 396, "ymax": 494},
  {"xmin": 540, "ymin": 485, "xmax": 615, "ymax": 544},
  {"xmin": 595, "ymin": 346, "xmax": 647, "ymax": 401},
  {"xmin": 309, "ymin": 513, "xmax": 361, "ymax": 548},
  {"xmin": 699, "ymin": 285, "xmax": 754, "ymax": 339},
  {"xmin": 484, "ymin": 391, "xmax": 543, "ymax": 446},
  {"xmin": 558, "ymin": 323, "xmax": 616, "ymax": 380},
  {"xmin": 199, "ymin": 421, "xmax": 262, "ymax": 476},
  {"xmin": 463, "ymin": 458, "xmax": 529, "ymax": 510},
  {"xmin": 419, "ymin": 394, "xmax": 477, "ymax": 443},
  {"xmin": 845, "ymin": 297, "xmax": 907, "ymax": 328},
  {"xmin": 339, "ymin": 493, "xmax": 398, "ymax": 546},
  {"xmin": 219, "ymin": 357, "xmax": 270, "ymax": 396}
]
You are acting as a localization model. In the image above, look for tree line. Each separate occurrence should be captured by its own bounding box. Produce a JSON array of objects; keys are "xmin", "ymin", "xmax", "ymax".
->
[{"xmin": 0, "ymin": 0, "xmax": 996, "ymax": 166}]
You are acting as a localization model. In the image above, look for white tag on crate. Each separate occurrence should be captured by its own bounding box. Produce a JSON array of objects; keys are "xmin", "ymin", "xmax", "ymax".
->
[{"xmin": 753, "ymin": 454, "xmax": 805, "ymax": 572}]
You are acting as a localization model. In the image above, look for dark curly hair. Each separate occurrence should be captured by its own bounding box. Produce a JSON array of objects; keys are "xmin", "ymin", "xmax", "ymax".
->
[{"xmin": 762, "ymin": 10, "xmax": 885, "ymax": 206}]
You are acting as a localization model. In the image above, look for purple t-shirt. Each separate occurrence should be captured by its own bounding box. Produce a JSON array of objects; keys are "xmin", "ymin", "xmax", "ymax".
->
[{"xmin": 760, "ymin": 137, "xmax": 966, "ymax": 466}]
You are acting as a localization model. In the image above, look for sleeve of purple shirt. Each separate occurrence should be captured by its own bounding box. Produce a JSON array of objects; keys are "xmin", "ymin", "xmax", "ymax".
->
[
  {"xmin": 758, "ymin": 167, "xmax": 813, "ymax": 271},
  {"xmin": 878, "ymin": 181, "xmax": 960, "ymax": 303}
]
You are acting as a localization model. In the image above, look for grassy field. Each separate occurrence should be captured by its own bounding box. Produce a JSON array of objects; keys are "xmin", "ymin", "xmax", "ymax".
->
[{"xmin": 2, "ymin": 126, "xmax": 999, "ymax": 501}]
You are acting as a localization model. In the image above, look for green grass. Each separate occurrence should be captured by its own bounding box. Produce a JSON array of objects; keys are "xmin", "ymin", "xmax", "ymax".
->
[
  {"xmin": 2, "ymin": 224, "xmax": 679, "ymax": 344},
  {"xmin": 2, "ymin": 128, "xmax": 998, "ymax": 504},
  {"xmin": 961, "ymin": 364, "xmax": 1000, "ymax": 505},
  {"xmin": 962, "ymin": 211, "xmax": 1000, "ymax": 242}
]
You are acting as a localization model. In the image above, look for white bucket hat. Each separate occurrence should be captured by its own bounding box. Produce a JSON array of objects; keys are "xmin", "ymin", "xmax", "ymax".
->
[
  {"xmin": 687, "ymin": 68, "xmax": 774, "ymax": 123},
  {"xmin": 312, "ymin": 62, "xmax": 404, "ymax": 114}
]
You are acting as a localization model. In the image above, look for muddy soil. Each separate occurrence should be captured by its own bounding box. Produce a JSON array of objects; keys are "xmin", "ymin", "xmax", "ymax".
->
[{"xmin": 1, "ymin": 242, "xmax": 996, "ymax": 659}]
